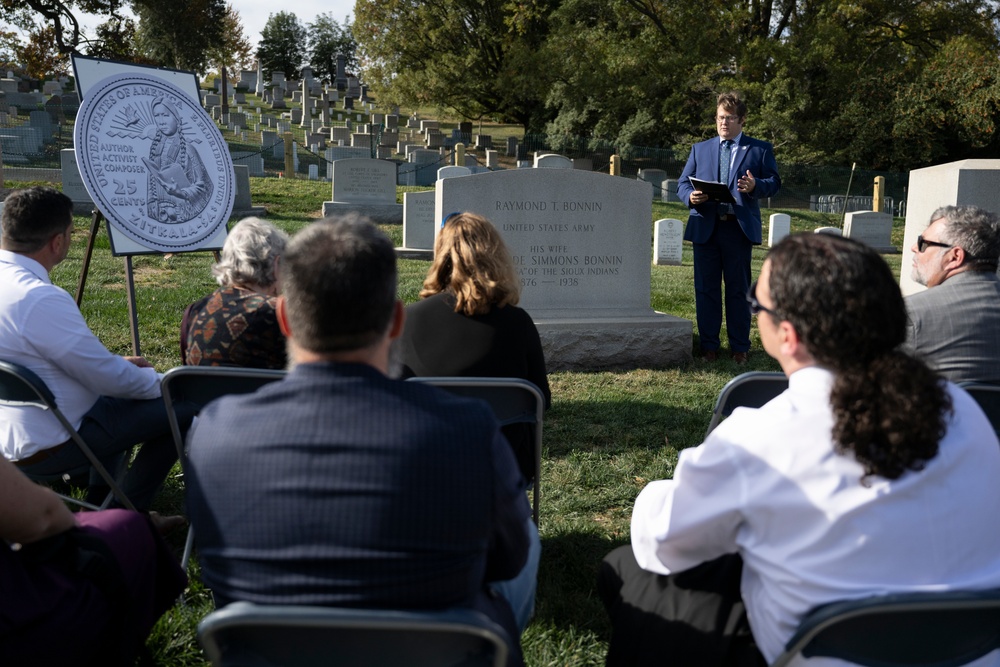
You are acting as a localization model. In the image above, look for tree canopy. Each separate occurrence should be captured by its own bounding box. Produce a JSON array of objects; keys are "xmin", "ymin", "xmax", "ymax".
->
[
  {"xmin": 257, "ymin": 11, "xmax": 307, "ymax": 80},
  {"xmin": 307, "ymin": 13, "xmax": 357, "ymax": 82},
  {"xmin": 354, "ymin": 0, "xmax": 1000, "ymax": 170}
]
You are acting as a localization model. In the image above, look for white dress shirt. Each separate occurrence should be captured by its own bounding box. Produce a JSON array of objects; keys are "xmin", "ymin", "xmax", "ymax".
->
[
  {"xmin": 631, "ymin": 366, "xmax": 1000, "ymax": 666},
  {"xmin": 0, "ymin": 249, "xmax": 160, "ymax": 459}
]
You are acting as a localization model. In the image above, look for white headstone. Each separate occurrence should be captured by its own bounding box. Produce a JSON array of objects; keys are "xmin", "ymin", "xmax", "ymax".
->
[
  {"xmin": 403, "ymin": 190, "xmax": 436, "ymax": 250},
  {"xmin": 308, "ymin": 164, "xmax": 319, "ymax": 180},
  {"xmin": 843, "ymin": 211, "xmax": 895, "ymax": 253},
  {"xmin": 815, "ymin": 227, "xmax": 843, "ymax": 236},
  {"xmin": 653, "ymin": 218, "xmax": 683, "ymax": 266},
  {"xmin": 534, "ymin": 153, "xmax": 573, "ymax": 169},
  {"xmin": 768, "ymin": 213, "xmax": 791, "ymax": 247},
  {"xmin": 437, "ymin": 165, "xmax": 471, "ymax": 180}
]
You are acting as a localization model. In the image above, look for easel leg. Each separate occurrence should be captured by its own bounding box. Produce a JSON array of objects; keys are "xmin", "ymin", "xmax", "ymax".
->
[
  {"xmin": 124, "ymin": 256, "xmax": 141, "ymax": 357},
  {"xmin": 75, "ymin": 209, "xmax": 102, "ymax": 307}
]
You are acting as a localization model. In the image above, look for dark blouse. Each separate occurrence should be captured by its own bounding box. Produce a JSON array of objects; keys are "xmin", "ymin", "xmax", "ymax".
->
[
  {"xmin": 182, "ymin": 286, "xmax": 287, "ymax": 369},
  {"xmin": 399, "ymin": 291, "xmax": 551, "ymax": 480}
]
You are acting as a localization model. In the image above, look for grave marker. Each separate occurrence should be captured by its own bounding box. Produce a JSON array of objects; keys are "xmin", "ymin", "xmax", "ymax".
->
[
  {"xmin": 436, "ymin": 169, "xmax": 690, "ymax": 370},
  {"xmin": 653, "ymin": 218, "xmax": 683, "ymax": 266}
]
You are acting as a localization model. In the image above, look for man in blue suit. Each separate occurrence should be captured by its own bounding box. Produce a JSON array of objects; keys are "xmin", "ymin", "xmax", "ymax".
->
[
  {"xmin": 678, "ymin": 92, "xmax": 781, "ymax": 363},
  {"xmin": 185, "ymin": 217, "xmax": 536, "ymax": 667}
]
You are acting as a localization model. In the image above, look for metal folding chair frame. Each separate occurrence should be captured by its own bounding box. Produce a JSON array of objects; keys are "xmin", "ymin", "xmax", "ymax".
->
[
  {"xmin": 957, "ymin": 382, "xmax": 1000, "ymax": 441},
  {"xmin": 198, "ymin": 602, "xmax": 509, "ymax": 667},
  {"xmin": 771, "ymin": 588, "xmax": 1000, "ymax": 667},
  {"xmin": 161, "ymin": 365, "xmax": 287, "ymax": 569},
  {"xmin": 0, "ymin": 359, "xmax": 135, "ymax": 511},
  {"xmin": 407, "ymin": 376, "xmax": 544, "ymax": 525},
  {"xmin": 705, "ymin": 371, "xmax": 788, "ymax": 438}
]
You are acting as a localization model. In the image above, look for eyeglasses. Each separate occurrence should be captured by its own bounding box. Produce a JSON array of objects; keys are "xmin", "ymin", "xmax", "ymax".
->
[
  {"xmin": 746, "ymin": 280, "xmax": 777, "ymax": 317},
  {"xmin": 916, "ymin": 235, "xmax": 952, "ymax": 253},
  {"xmin": 716, "ymin": 115, "xmax": 742, "ymax": 123}
]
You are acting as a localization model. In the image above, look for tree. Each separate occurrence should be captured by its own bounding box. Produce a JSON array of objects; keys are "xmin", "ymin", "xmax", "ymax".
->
[
  {"xmin": 84, "ymin": 15, "xmax": 147, "ymax": 62},
  {"xmin": 307, "ymin": 12, "xmax": 356, "ymax": 82},
  {"xmin": 257, "ymin": 11, "xmax": 306, "ymax": 80},
  {"xmin": 18, "ymin": 23, "xmax": 70, "ymax": 79},
  {"xmin": 207, "ymin": 3, "xmax": 254, "ymax": 74},
  {"xmin": 1, "ymin": 0, "xmax": 129, "ymax": 54},
  {"xmin": 354, "ymin": 0, "xmax": 560, "ymax": 131},
  {"xmin": 133, "ymin": 0, "xmax": 226, "ymax": 72}
]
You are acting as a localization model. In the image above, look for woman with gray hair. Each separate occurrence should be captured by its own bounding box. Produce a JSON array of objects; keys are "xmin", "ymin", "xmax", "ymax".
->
[{"xmin": 181, "ymin": 217, "xmax": 289, "ymax": 368}]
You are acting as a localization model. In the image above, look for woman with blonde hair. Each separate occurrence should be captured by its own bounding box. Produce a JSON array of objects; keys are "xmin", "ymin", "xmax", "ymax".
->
[{"xmin": 399, "ymin": 212, "xmax": 551, "ymax": 481}]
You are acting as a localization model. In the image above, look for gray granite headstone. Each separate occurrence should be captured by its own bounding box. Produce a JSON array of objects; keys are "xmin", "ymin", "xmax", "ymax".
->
[
  {"xmin": 231, "ymin": 164, "xmax": 266, "ymax": 217},
  {"xmin": 638, "ymin": 169, "xmax": 668, "ymax": 200},
  {"xmin": 661, "ymin": 178, "xmax": 680, "ymax": 202},
  {"xmin": 435, "ymin": 169, "xmax": 691, "ymax": 370},
  {"xmin": 322, "ymin": 158, "xmax": 402, "ymax": 223},
  {"xmin": 60, "ymin": 149, "xmax": 94, "ymax": 213},
  {"xmin": 402, "ymin": 190, "xmax": 436, "ymax": 252},
  {"xmin": 653, "ymin": 218, "xmax": 683, "ymax": 266},
  {"xmin": 410, "ymin": 149, "xmax": 441, "ymax": 186},
  {"xmin": 844, "ymin": 211, "xmax": 896, "ymax": 253},
  {"xmin": 900, "ymin": 159, "xmax": 1000, "ymax": 296}
]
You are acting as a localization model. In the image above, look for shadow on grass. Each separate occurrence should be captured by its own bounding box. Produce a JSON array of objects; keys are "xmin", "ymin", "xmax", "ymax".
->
[
  {"xmin": 547, "ymin": 400, "xmax": 713, "ymax": 457},
  {"xmin": 535, "ymin": 530, "xmax": 627, "ymax": 639}
]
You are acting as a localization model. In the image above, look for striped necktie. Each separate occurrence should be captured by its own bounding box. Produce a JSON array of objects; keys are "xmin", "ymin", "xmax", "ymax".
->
[{"xmin": 720, "ymin": 140, "xmax": 733, "ymax": 184}]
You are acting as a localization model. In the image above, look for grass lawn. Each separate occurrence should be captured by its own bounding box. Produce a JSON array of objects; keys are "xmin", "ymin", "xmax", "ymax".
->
[{"xmin": 11, "ymin": 176, "xmax": 904, "ymax": 666}]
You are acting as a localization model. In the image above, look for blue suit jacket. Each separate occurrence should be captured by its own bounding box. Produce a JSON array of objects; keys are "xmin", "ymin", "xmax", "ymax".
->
[
  {"xmin": 677, "ymin": 134, "xmax": 781, "ymax": 245},
  {"xmin": 185, "ymin": 362, "xmax": 531, "ymax": 663}
]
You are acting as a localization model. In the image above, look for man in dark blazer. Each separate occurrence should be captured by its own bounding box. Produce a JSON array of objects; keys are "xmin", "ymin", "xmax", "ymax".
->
[
  {"xmin": 906, "ymin": 205, "xmax": 1000, "ymax": 384},
  {"xmin": 678, "ymin": 92, "xmax": 781, "ymax": 363},
  {"xmin": 185, "ymin": 217, "xmax": 535, "ymax": 667}
]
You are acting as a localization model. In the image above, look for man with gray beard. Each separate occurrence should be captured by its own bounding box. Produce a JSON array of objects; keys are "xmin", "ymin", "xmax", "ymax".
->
[{"xmin": 906, "ymin": 205, "xmax": 1000, "ymax": 384}]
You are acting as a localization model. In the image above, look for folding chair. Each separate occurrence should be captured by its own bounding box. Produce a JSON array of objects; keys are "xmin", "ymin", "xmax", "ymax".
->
[
  {"xmin": 161, "ymin": 365, "xmax": 286, "ymax": 569},
  {"xmin": 957, "ymin": 382, "xmax": 1000, "ymax": 440},
  {"xmin": 198, "ymin": 602, "xmax": 509, "ymax": 667},
  {"xmin": 705, "ymin": 371, "xmax": 788, "ymax": 438},
  {"xmin": 770, "ymin": 588, "xmax": 1000, "ymax": 667},
  {"xmin": 407, "ymin": 377, "xmax": 544, "ymax": 525},
  {"xmin": 0, "ymin": 359, "xmax": 135, "ymax": 511}
]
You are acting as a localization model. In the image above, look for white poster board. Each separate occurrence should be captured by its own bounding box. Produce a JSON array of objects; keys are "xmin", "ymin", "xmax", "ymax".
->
[{"xmin": 71, "ymin": 55, "xmax": 230, "ymax": 255}]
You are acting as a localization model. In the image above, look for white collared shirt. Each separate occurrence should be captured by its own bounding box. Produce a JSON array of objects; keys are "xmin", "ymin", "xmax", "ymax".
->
[
  {"xmin": 631, "ymin": 366, "xmax": 1000, "ymax": 666},
  {"xmin": 0, "ymin": 249, "xmax": 160, "ymax": 459}
]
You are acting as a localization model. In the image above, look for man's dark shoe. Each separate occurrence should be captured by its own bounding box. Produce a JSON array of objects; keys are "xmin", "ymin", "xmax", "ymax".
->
[
  {"xmin": 732, "ymin": 351, "xmax": 748, "ymax": 365},
  {"xmin": 700, "ymin": 349, "xmax": 719, "ymax": 362}
]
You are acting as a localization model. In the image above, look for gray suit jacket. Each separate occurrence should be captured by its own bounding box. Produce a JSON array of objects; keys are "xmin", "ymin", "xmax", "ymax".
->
[{"xmin": 905, "ymin": 270, "xmax": 1000, "ymax": 384}]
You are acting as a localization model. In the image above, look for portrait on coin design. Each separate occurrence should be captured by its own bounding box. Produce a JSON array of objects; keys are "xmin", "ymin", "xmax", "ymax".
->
[{"xmin": 141, "ymin": 96, "xmax": 213, "ymax": 223}]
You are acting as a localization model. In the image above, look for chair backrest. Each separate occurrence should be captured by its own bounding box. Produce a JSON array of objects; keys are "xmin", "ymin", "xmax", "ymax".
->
[
  {"xmin": 957, "ymin": 382, "xmax": 1000, "ymax": 440},
  {"xmin": 198, "ymin": 602, "xmax": 509, "ymax": 667},
  {"xmin": 705, "ymin": 371, "xmax": 788, "ymax": 438},
  {"xmin": 161, "ymin": 366, "xmax": 287, "ymax": 460},
  {"xmin": 161, "ymin": 366, "xmax": 287, "ymax": 570},
  {"xmin": 771, "ymin": 588, "xmax": 1000, "ymax": 667},
  {"xmin": 0, "ymin": 359, "xmax": 135, "ymax": 510},
  {"xmin": 407, "ymin": 377, "xmax": 544, "ymax": 524}
]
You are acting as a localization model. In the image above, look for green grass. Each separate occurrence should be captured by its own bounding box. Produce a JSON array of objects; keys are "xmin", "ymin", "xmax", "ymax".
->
[{"xmin": 10, "ymin": 177, "xmax": 905, "ymax": 666}]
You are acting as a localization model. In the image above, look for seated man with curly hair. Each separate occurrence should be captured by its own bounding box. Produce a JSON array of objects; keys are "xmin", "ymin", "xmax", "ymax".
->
[{"xmin": 600, "ymin": 233, "xmax": 1000, "ymax": 667}]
